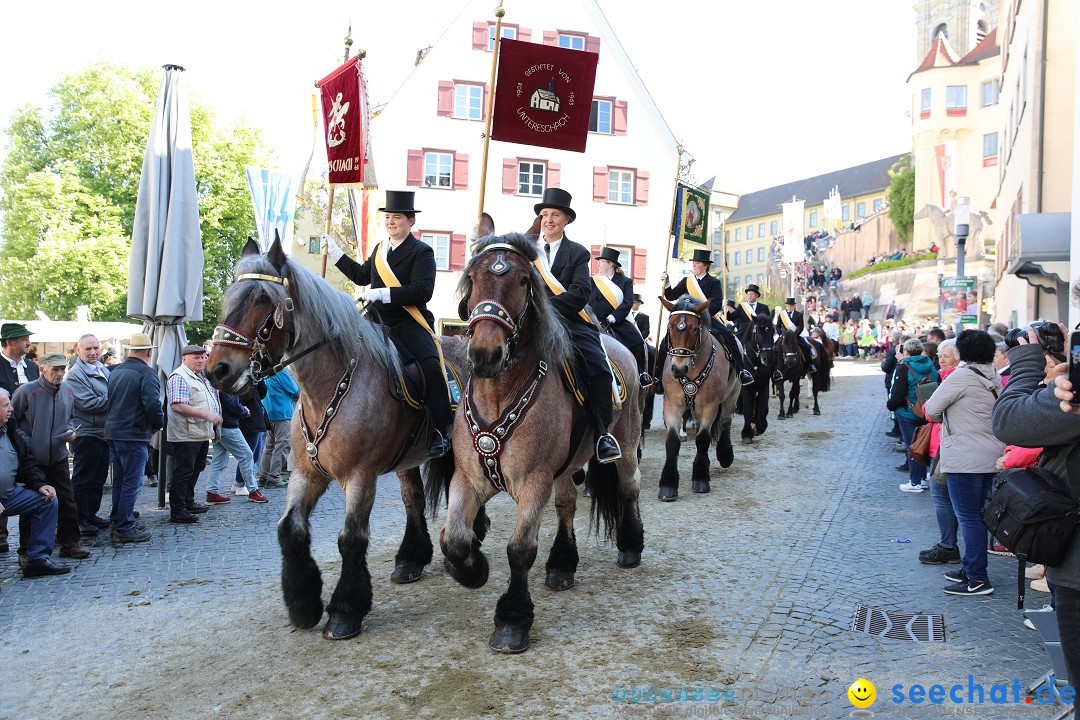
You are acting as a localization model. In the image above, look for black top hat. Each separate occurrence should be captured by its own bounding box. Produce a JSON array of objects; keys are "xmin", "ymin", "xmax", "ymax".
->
[
  {"xmin": 785, "ymin": 297, "xmax": 796, "ymax": 305},
  {"xmin": 533, "ymin": 188, "xmax": 576, "ymax": 223},
  {"xmin": 379, "ymin": 190, "xmax": 421, "ymax": 214},
  {"xmin": 690, "ymin": 249, "xmax": 712, "ymax": 264},
  {"xmin": 632, "ymin": 293, "xmax": 643, "ymax": 304},
  {"xmin": 745, "ymin": 284, "xmax": 761, "ymax": 295},
  {"xmin": 595, "ymin": 247, "xmax": 621, "ymax": 266},
  {"xmin": 0, "ymin": 323, "xmax": 31, "ymax": 341}
]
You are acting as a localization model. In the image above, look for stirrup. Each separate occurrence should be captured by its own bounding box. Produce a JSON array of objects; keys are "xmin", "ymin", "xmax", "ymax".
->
[
  {"xmin": 739, "ymin": 370, "xmax": 754, "ymax": 385},
  {"xmin": 638, "ymin": 372, "xmax": 654, "ymax": 387},
  {"xmin": 595, "ymin": 433, "xmax": 621, "ymax": 464},
  {"xmin": 808, "ymin": 364, "xmax": 818, "ymax": 373},
  {"xmin": 427, "ymin": 429, "xmax": 449, "ymax": 458},
  {"xmin": 772, "ymin": 370, "xmax": 783, "ymax": 383}
]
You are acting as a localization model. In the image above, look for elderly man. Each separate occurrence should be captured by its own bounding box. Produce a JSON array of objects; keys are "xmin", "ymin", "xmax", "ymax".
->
[
  {"xmin": 104, "ymin": 334, "xmax": 164, "ymax": 543},
  {"xmin": 63, "ymin": 334, "xmax": 112, "ymax": 535},
  {"xmin": 0, "ymin": 389, "xmax": 69, "ymax": 577},
  {"xmin": 0, "ymin": 322, "xmax": 39, "ymax": 553},
  {"xmin": 167, "ymin": 345, "xmax": 222, "ymax": 520},
  {"xmin": 12, "ymin": 352, "xmax": 88, "ymax": 561}
]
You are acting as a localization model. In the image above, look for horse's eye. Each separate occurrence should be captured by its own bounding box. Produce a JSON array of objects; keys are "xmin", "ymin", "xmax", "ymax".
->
[
  {"xmin": 255, "ymin": 292, "xmax": 271, "ymax": 305},
  {"xmin": 519, "ymin": 276, "xmax": 528, "ymax": 287}
]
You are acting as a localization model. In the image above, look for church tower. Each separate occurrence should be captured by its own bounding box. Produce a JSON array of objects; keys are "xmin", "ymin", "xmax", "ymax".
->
[{"xmin": 913, "ymin": 0, "xmax": 998, "ymax": 60}]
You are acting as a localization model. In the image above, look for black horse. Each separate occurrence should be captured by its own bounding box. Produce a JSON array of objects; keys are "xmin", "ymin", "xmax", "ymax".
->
[
  {"xmin": 738, "ymin": 313, "xmax": 776, "ymax": 444},
  {"xmin": 806, "ymin": 336, "xmax": 833, "ymax": 415},
  {"xmin": 775, "ymin": 330, "xmax": 804, "ymax": 419}
]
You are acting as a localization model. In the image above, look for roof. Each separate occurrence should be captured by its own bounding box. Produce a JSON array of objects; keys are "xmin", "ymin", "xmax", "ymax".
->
[
  {"xmin": 958, "ymin": 29, "xmax": 1000, "ymax": 65},
  {"xmin": 725, "ymin": 154, "xmax": 909, "ymax": 223},
  {"xmin": 908, "ymin": 35, "xmax": 961, "ymax": 80}
]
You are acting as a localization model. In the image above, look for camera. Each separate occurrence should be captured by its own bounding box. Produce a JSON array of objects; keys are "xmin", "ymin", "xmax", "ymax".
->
[{"xmin": 1004, "ymin": 321, "xmax": 1065, "ymax": 355}]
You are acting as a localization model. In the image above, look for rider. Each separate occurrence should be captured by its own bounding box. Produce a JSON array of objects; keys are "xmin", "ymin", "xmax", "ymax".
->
[
  {"xmin": 661, "ymin": 251, "xmax": 755, "ymax": 386},
  {"xmin": 321, "ymin": 190, "xmax": 452, "ymax": 458},
  {"xmin": 773, "ymin": 297, "xmax": 818, "ymax": 382},
  {"xmin": 590, "ymin": 247, "xmax": 651, "ymax": 387},
  {"xmin": 532, "ymin": 189, "xmax": 621, "ymax": 464}
]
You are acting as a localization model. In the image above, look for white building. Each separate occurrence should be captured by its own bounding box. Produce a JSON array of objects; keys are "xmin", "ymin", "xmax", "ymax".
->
[{"xmin": 367, "ymin": 0, "xmax": 679, "ymax": 331}]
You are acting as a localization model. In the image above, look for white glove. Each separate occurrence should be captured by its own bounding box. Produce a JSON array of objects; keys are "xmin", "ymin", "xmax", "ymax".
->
[
  {"xmin": 362, "ymin": 288, "xmax": 390, "ymax": 303},
  {"xmin": 606, "ymin": 315, "xmax": 616, "ymax": 325},
  {"xmin": 321, "ymin": 234, "xmax": 344, "ymax": 262},
  {"xmin": 659, "ymin": 272, "xmax": 669, "ymax": 287}
]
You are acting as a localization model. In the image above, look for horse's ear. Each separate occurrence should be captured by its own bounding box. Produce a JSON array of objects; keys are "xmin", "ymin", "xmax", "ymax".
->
[
  {"xmin": 694, "ymin": 299, "xmax": 710, "ymax": 315},
  {"xmin": 523, "ymin": 216, "xmax": 541, "ymax": 239},
  {"xmin": 267, "ymin": 231, "xmax": 287, "ymax": 271},
  {"xmin": 241, "ymin": 237, "xmax": 261, "ymax": 257},
  {"xmin": 478, "ymin": 212, "xmax": 495, "ymax": 238},
  {"xmin": 660, "ymin": 296, "xmax": 674, "ymax": 312}
]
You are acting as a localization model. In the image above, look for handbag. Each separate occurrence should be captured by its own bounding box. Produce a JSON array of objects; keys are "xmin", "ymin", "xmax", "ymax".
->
[{"xmin": 908, "ymin": 423, "xmax": 932, "ymax": 466}]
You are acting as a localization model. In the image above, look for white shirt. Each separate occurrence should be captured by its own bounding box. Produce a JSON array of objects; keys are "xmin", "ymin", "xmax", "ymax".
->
[
  {"xmin": 2, "ymin": 353, "xmax": 27, "ymax": 385},
  {"xmin": 536, "ymin": 236, "xmax": 563, "ymax": 272}
]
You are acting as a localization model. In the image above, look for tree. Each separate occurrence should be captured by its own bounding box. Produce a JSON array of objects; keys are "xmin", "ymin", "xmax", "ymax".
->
[
  {"xmin": 0, "ymin": 62, "xmax": 268, "ymax": 340},
  {"xmin": 886, "ymin": 156, "xmax": 915, "ymax": 244}
]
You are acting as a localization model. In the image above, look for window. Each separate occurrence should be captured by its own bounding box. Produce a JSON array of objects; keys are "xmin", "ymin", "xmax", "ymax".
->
[
  {"xmin": 758, "ymin": 222, "xmax": 766, "ymax": 237},
  {"xmin": 558, "ymin": 33, "xmax": 585, "ymax": 50},
  {"xmin": 841, "ymin": 204, "xmax": 850, "ymax": 222},
  {"xmin": 757, "ymin": 247, "xmax": 765, "ymax": 262},
  {"xmin": 770, "ymin": 220, "xmax": 778, "ymax": 236},
  {"xmin": 983, "ymin": 132, "xmax": 999, "ymax": 166},
  {"xmin": 734, "ymin": 252, "xmax": 741, "ymax": 266},
  {"xmin": 308, "ymin": 236, "xmax": 319, "ymax": 254},
  {"xmin": 946, "ymin": 85, "xmax": 967, "ymax": 115},
  {"xmin": 488, "ymin": 25, "xmax": 517, "ymax": 51},
  {"xmin": 424, "ymin": 152, "xmax": 453, "ymax": 189},
  {"xmin": 454, "ymin": 83, "xmax": 483, "ymax": 120},
  {"xmin": 920, "ymin": 88, "xmax": 931, "ymax": 117},
  {"xmin": 607, "ymin": 169, "xmax": 633, "ymax": 204},
  {"xmin": 518, "ymin": 161, "xmax": 545, "ymax": 196},
  {"xmin": 734, "ymin": 228, "xmax": 742, "ymax": 242},
  {"xmin": 745, "ymin": 275, "xmax": 753, "ymax": 287},
  {"xmin": 809, "ymin": 210, "xmax": 818, "ymax": 228},
  {"xmin": 756, "ymin": 273, "xmax": 764, "ymax": 285},
  {"xmin": 420, "ymin": 233, "xmax": 451, "ymax": 271},
  {"xmin": 982, "ymin": 79, "xmax": 1000, "ymax": 106},
  {"xmin": 873, "ymin": 198, "xmax": 883, "ymax": 212},
  {"xmin": 856, "ymin": 201, "xmax": 866, "ymax": 218},
  {"xmin": 590, "ymin": 100, "xmax": 612, "ymax": 134},
  {"xmin": 746, "ymin": 225, "xmax": 754, "ymax": 240},
  {"xmin": 744, "ymin": 249, "xmax": 752, "ymax": 264}
]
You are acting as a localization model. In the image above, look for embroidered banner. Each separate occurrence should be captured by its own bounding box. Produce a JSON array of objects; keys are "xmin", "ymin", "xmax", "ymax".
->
[{"xmin": 318, "ymin": 57, "xmax": 371, "ymax": 185}]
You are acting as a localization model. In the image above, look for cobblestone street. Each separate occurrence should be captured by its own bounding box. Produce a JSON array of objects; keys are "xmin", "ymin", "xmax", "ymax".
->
[{"xmin": 0, "ymin": 361, "xmax": 1067, "ymax": 719}]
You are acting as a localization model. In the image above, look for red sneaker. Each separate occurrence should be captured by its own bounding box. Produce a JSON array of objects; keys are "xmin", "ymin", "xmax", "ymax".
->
[
  {"xmin": 248, "ymin": 490, "xmax": 268, "ymax": 503},
  {"xmin": 205, "ymin": 492, "xmax": 231, "ymax": 505}
]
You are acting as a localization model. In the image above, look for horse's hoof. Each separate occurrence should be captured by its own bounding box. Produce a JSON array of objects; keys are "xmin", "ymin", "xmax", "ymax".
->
[
  {"xmin": 489, "ymin": 625, "xmax": 530, "ymax": 654},
  {"xmin": 321, "ymin": 614, "xmax": 363, "ymax": 640},
  {"xmin": 443, "ymin": 554, "xmax": 489, "ymax": 589},
  {"xmin": 741, "ymin": 437, "xmax": 753, "ymax": 445},
  {"xmin": 813, "ymin": 409, "xmax": 821, "ymax": 416},
  {"xmin": 287, "ymin": 601, "xmax": 324, "ymax": 629},
  {"xmin": 691, "ymin": 480, "xmax": 710, "ymax": 494},
  {"xmin": 390, "ymin": 561, "xmax": 424, "ymax": 584},
  {"xmin": 581, "ymin": 485, "xmax": 592, "ymax": 497},
  {"xmin": 657, "ymin": 485, "xmax": 678, "ymax": 502},
  {"xmin": 778, "ymin": 414, "xmax": 786, "ymax": 420},
  {"xmin": 617, "ymin": 550, "xmax": 641, "ymax": 568},
  {"xmin": 545, "ymin": 570, "xmax": 575, "ymax": 591}
]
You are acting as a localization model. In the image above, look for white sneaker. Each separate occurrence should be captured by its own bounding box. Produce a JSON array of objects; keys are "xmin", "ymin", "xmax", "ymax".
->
[
  {"xmin": 899, "ymin": 482, "xmax": 926, "ymax": 493},
  {"xmin": 233, "ymin": 484, "xmax": 249, "ymax": 497}
]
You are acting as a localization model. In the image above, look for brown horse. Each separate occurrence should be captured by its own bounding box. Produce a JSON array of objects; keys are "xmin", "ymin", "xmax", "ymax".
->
[
  {"xmin": 434, "ymin": 232, "xmax": 643, "ymax": 654},
  {"xmin": 657, "ymin": 295, "xmax": 739, "ymax": 500},
  {"xmin": 206, "ymin": 237, "xmax": 472, "ymax": 641}
]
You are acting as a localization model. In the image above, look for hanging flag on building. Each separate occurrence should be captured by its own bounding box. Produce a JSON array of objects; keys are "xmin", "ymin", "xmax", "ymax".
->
[
  {"xmin": 490, "ymin": 38, "xmax": 599, "ymax": 153},
  {"xmin": 318, "ymin": 56, "xmax": 375, "ymax": 185},
  {"xmin": 245, "ymin": 166, "xmax": 302, "ymax": 252},
  {"xmin": 781, "ymin": 197, "xmax": 805, "ymax": 264},
  {"xmin": 934, "ymin": 140, "xmax": 956, "ymax": 208},
  {"xmin": 670, "ymin": 183, "xmax": 710, "ymax": 258}
]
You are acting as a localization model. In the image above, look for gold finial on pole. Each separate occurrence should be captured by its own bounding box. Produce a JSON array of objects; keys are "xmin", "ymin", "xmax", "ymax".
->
[{"xmin": 476, "ymin": 0, "xmax": 506, "ymax": 229}]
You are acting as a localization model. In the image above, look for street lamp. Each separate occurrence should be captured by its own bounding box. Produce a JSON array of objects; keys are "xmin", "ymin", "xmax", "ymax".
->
[
  {"xmin": 953, "ymin": 196, "xmax": 970, "ymax": 277},
  {"xmin": 936, "ymin": 257, "xmax": 946, "ymax": 326}
]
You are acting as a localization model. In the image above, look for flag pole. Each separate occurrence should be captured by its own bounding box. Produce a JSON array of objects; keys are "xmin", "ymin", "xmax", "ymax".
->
[
  {"xmin": 476, "ymin": 1, "xmax": 505, "ymax": 228},
  {"xmin": 650, "ymin": 143, "xmax": 685, "ymax": 381},
  {"xmin": 319, "ymin": 27, "xmax": 356, "ymax": 278}
]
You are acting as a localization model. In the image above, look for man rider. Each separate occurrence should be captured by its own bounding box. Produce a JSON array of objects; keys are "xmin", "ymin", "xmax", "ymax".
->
[{"xmin": 772, "ymin": 297, "xmax": 818, "ymax": 382}]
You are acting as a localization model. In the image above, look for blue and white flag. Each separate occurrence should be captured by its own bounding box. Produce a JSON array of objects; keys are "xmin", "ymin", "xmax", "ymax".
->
[{"xmin": 246, "ymin": 166, "xmax": 302, "ymax": 253}]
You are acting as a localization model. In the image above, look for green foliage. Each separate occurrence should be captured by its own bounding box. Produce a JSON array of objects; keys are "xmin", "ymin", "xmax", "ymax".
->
[
  {"xmin": 0, "ymin": 62, "xmax": 267, "ymax": 339},
  {"xmin": 846, "ymin": 252, "xmax": 937, "ymax": 279},
  {"xmin": 886, "ymin": 156, "xmax": 915, "ymax": 244}
]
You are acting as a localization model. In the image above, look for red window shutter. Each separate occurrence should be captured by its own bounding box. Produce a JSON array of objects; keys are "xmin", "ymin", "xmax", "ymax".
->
[
  {"xmin": 634, "ymin": 171, "xmax": 650, "ymax": 205},
  {"xmin": 482, "ymin": 83, "xmax": 490, "ymax": 120},
  {"xmin": 632, "ymin": 248, "xmax": 647, "ymax": 283},
  {"xmin": 518, "ymin": 27, "xmax": 532, "ymax": 43},
  {"xmin": 472, "ymin": 22, "xmax": 489, "ymax": 50},
  {"xmin": 612, "ymin": 100, "xmax": 628, "ymax": 135},
  {"xmin": 406, "ymin": 150, "xmax": 424, "ymax": 187},
  {"xmin": 543, "ymin": 31, "xmax": 558, "ymax": 46},
  {"xmin": 450, "ymin": 234, "xmax": 467, "ymax": 270},
  {"xmin": 502, "ymin": 158, "xmax": 518, "ymax": 194},
  {"xmin": 547, "ymin": 162, "xmax": 561, "ymax": 189},
  {"xmin": 453, "ymin": 153, "xmax": 469, "ymax": 190},
  {"xmin": 437, "ymin": 81, "xmax": 454, "ymax": 117},
  {"xmin": 593, "ymin": 166, "xmax": 608, "ymax": 202},
  {"xmin": 591, "ymin": 245, "xmax": 601, "ymax": 273},
  {"xmin": 586, "ymin": 35, "xmax": 601, "ymax": 54}
]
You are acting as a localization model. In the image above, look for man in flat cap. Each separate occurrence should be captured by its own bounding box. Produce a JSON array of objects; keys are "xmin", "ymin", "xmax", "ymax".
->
[
  {"xmin": 167, "ymin": 345, "xmax": 222, "ymax": 520},
  {"xmin": 0, "ymin": 323, "xmax": 38, "ymax": 554}
]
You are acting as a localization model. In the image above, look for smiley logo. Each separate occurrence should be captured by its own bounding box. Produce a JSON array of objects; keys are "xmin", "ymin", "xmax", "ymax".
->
[{"xmin": 847, "ymin": 678, "xmax": 876, "ymax": 709}]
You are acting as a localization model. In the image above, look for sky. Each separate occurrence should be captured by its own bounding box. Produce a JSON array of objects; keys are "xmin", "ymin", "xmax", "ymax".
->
[{"xmin": 0, "ymin": 0, "xmax": 916, "ymax": 194}]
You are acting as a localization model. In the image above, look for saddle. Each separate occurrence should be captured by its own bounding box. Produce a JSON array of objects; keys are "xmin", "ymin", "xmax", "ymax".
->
[
  {"xmin": 559, "ymin": 357, "xmax": 627, "ymax": 409},
  {"xmin": 382, "ymin": 334, "xmax": 461, "ymax": 412}
]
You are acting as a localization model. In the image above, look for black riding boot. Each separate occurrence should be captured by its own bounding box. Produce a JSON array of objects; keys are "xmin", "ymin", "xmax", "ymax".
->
[
  {"xmin": 588, "ymin": 373, "xmax": 620, "ymax": 463},
  {"xmin": 631, "ymin": 343, "xmax": 652, "ymax": 386},
  {"xmin": 421, "ymin": 357, "xmax": 453, "ymax": 457},
  {"xmin": 717, "ymin": 332, "xmax": 754, "ymax": 386},
  {"xmin": 653, "ymin": 337, "xmax": 668, "ymax": 394}
]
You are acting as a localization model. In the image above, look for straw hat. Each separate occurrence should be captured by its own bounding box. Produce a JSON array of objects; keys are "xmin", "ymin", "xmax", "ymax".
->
[{"xmin": 123, "ymin": 333, "xmax": 157, "ymax": 350}]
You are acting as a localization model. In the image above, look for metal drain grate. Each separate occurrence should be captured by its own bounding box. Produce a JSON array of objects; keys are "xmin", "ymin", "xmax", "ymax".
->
[{"xmin": 851, "ymin": 604, "xmax": 946, "ymax": 642}]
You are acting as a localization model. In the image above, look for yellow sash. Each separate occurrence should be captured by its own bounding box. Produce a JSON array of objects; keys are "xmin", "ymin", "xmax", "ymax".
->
[
  {"xmin": 740, "ymin": 302, "xmax": 756, "ymax": 321},
  {"xmin": 687, "ymin": 275, "xmax": 727, "ymax": 323},
  {"xmin": 591, "ymin": 274, "xmax": 623, "ymax": 311},
  {"xmin": 373, "ymin": 241, "xmax": 451, "ymax": 405},
  {"xmin": 533, "ymin": 259, "xmax": 592, "ymax": 324},
  {"xmin": 778, "ymin": 309, "xmax": 796, "ymax": 332}
]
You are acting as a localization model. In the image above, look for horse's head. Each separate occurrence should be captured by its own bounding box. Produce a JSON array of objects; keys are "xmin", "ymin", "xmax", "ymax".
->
[
  {"xmin": 458, "ymin": 233, "xmax": 541, "ymax": 378},
  {"xmin": 660, "ymin": 294, "xmax": 710, "ymax": 378},
  {"xmin": 207, "ymin": 236, "xmax": 296, "ymax": 394},
  {"xmin": 744, "ymin": 313, "xmax": 776, "ymax": 367},
  {"xmin": 780, "ymin": 330, "xmax": 801, "ymax": 369}
]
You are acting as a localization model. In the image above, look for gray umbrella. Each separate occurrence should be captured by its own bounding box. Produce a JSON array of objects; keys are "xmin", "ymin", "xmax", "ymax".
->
[{"xmin": 128, "ymin": 64, "xmax": 203, "ymax": 378}]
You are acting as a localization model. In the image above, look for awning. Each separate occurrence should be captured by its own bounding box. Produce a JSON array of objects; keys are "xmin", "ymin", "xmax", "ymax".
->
[{"xmin": 1005, "ymin": 212, "xmax": 1071, "ymax": 283}]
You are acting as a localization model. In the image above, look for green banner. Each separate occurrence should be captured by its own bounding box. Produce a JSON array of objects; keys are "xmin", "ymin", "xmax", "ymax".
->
[
  {"xmin": 671, "ymin": 183, "xmax": 710, "ymax": 248},
  {"xmin": 940, "ymin": 276, "xmax": 977, "ymax": 326}
]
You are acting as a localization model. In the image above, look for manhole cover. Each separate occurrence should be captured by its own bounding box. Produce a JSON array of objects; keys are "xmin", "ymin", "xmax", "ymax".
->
[{"xmin": 851, "ymin": 604, "xmax": 945, "ymax": 642}]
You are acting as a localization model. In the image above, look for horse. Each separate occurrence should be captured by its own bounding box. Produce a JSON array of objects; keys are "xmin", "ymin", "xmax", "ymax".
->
[
  {"xmin": 657, "ymin": 295, "xmax": 738, "ymax": 500},
  {"xmin": 806, "ymin": 336, "xmax": 833, "ymax": 415},
  {"xmin": 774, "ymin": 330, "xmax": 804, "ymax": 419},
  {"xmin": 914, "ymin": 204, "xmax": 993, "ymax": 256},
  {"xmin": 206, "ymin": 237, "xmax": 475, "ymax": 641},
  {"xmin": 738, "ymin": 313, "xmax": 777, "ymax": 444},
  {"xmin": 434, "ymin": 232, "xmax": 643, "ymax": 654}
]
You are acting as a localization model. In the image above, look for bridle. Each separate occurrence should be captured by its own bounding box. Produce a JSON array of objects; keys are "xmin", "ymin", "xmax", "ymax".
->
[
  {"xmin": 666, "ymin": 309, "xmax": 705, "ymax": 367},
  {"xmin": 743, "ymin": 319, "xmax": 775, "ymax": 367},
  {"xmin": 461, "ymin": 243, "xmax": 533, "ymax": 367}
]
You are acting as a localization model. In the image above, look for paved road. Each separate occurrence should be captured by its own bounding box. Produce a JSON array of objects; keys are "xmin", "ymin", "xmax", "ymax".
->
[{"xmin": 0, "ymin": 360, "xmax": 1067, "ymax": 719}]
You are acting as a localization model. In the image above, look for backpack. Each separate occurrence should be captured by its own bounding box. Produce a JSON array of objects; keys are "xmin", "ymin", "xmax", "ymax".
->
[{"xmin": 905, "ymin": 365, "xmax": 938, "ymax": 419}]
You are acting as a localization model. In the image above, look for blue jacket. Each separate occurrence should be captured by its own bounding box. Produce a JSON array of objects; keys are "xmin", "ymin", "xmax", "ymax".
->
[
  {"xmin": 104, "ymin": 357, "xmax": 164, "ymax": 442},
  {"xmin": 219, "ymin": 391, "xmax": 246, "ymax": 430},
  {"xmin": 262, "ymin": 368, "xmax": 299, "ymax": 423},
  {"xmin": 886, "ymin": 355, "xmax": 939, "ymax": 422}
]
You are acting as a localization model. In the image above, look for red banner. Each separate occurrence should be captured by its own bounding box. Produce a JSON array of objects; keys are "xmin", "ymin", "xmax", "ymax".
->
[
  {"xmin": 491, "ymin": 39, "xmax": 598, "ymax": 153},
  {"xmin": 319, "ymin": 57, "xmax": 367, "ymax": 185}
]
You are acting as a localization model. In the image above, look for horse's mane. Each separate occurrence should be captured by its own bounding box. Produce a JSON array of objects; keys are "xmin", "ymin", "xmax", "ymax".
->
[
  {"xmin": 671, "ymin": 294, "xmax": 711, "ymax": 331},
  {"xmin": 459, "ymin": 232, "xmax": 572, "ymax": 365},
  {"xmin": 227, "ymin": 252, "xmax": 400, "ymax": 374}
]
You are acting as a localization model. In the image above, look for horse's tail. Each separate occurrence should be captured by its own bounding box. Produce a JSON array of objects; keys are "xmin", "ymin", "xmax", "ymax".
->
[
  {"xmin": 587, "ymin": 457, "xmax": 622, "ymax": 541},
  {"xmin": 423, "ymin": 446, "xmax": 455, "ymax": 518}
]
